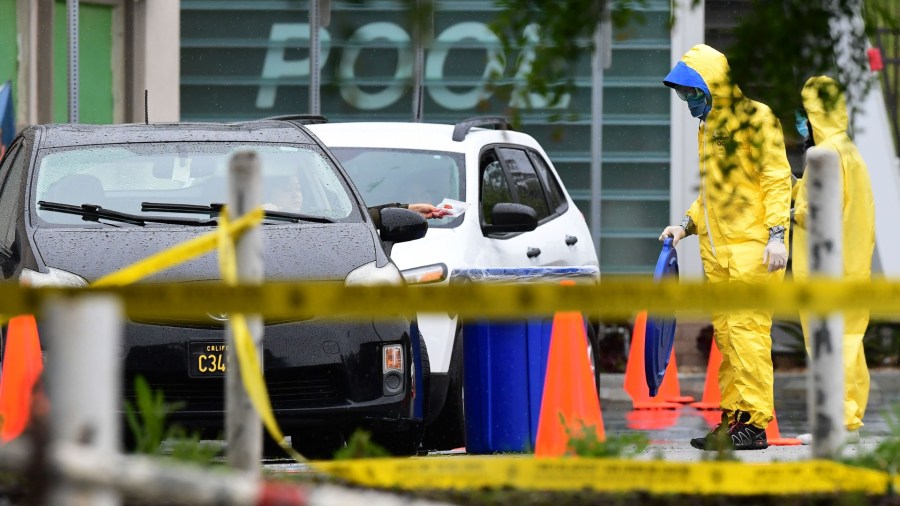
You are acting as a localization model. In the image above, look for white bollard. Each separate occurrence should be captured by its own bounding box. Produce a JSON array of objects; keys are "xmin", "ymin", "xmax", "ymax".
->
[
  {"xmin": 804, "ymin": 146, "xmax": 845, "ymax": 459},
  {"xmin": 226, "ymin": 151, "xmax": 265, "ymax": 472},
  {"xmin": 45, "ymin": 295, "xmax": 123, "ymax": 506}
]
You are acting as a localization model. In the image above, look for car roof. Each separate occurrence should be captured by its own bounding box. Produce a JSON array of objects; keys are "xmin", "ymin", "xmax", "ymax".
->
[
  {"xmin": 308, "ymin": 122, "xmax": 543, "ymax": 153},
  {"xmin": 32, "ymin": 120, "xmax": 317, "ymax": 148}
]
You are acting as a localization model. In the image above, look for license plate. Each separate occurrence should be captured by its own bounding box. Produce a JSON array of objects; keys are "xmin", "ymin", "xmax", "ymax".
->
[{"xmin": 189, "ymin": 342, "xmax": 228, "ymax": 377}]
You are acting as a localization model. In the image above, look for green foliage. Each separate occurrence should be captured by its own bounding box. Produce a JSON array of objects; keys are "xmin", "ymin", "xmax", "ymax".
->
[
  {"xmin": 562, "ymin": 416, "xmax": 649, "ymax": 458},
  {"xmin": 124, "ymin": 376, "xmax": 221, "ymax": 465},
  {"xmin": 333, "ymin": 428, "xmax": 391, "ymax": 460},
  {"xmin": 489, "ymin": 0, "xmax": 648, "ymax": 124},
  {"xmin": 842, "ymin": 403, "xmax": 900, "ymax": 480}
]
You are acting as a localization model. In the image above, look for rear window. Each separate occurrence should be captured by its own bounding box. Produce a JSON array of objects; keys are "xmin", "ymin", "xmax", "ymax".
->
[
  {"xmin": 330, "ymin": 148, "xmax": 465, "ymax": 229},
  {"xmin": 33, "ymin": 142, "xmax": 357, "ymax": 225}
]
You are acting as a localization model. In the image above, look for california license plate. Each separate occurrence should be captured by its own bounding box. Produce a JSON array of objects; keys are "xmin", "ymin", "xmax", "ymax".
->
[{"xmin": 189, "ymin": 342, "xmax": 228, "ymax": 377}]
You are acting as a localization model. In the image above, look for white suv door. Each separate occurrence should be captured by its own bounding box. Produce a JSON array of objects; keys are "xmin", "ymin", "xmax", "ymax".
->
[{"xmin": 477, "ymin": 145, "xmax": 592, "ymax": 267}]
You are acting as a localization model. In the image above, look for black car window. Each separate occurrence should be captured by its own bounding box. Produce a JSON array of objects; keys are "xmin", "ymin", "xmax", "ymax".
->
[
  {"xmin": 33, "ymin": 143, "xmax": 357, "ymax": 225},
  {"xmin": 0, "ymin": 141, "xmax": 24, "ymax": 255},
  {"xmin": 480, "ymin": 151, "xmax": 514, "ymax": 225},
  {"xmin": 528, "ymin": 151, "xmax": 568, "ymax": 215},
  {"xmin": 497, "ymin": 147, "xmax": 551, "ymax": 220}
]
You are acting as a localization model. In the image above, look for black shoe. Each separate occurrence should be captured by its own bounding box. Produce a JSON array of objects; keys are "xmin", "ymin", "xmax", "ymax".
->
[
  {"xmin": 727, "ymin": 411, "xmax": 768, "ymax": 450},
  {"xmin": 690, "ymin": 411, "xmax": 731, "ymax": 450}
]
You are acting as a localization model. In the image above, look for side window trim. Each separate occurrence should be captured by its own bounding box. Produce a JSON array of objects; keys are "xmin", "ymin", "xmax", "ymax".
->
[{"xmin": 527, "ymin": 149, "xmax": 569, "ymax": 218}]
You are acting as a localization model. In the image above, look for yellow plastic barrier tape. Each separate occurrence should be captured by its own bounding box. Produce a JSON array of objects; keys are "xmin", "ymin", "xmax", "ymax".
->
[
  {"xmin": 92, "ymin": 208, "xmax": 264, "ymax": 287},
  {"xmin": 217, "ymin": 209, "xmax": 306, "ymax": 463},
  {"xmin": 7, "ymin": 278, "xmax": 900, "ymax": 321},
  {"xmin": 315, "ymin": 457, "xmax": 892, "ymax": 496}
]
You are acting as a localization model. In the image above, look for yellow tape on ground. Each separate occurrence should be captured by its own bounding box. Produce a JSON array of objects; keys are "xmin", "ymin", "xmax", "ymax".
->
[
  {"xmin": 92, "ymin": 208, "xmax": 264, "ymax": 287},
  {"xmin": 7, "ymin": 278, "xmax": 900, "ymax": 321},
  {"xmin": 217, "ymin": 209, "xmax": 305, "ymax": 463},
  {"xmin": 314, "ymin": 457, "xmax": 892, "ymax": 496}
]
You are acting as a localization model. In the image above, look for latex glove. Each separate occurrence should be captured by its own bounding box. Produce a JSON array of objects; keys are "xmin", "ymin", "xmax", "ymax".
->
[
  {"xmin": 763, "ymin": 241, "xmax": 788, "ymax": 272},
  {"xmin": 659, "ymin": 226, "xmax": 686, "ymax": 246}
]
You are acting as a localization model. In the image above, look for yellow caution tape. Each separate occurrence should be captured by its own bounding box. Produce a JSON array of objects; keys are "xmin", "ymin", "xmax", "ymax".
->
[
  {"xmin": 314, "ymin": 457, "xmax": 893, "ymax": 495},
  {"xmin": 217, "ymin": 208, "xmax": 306, "ymax": 463},
  {"xmin": 7, "ymin": 278, "xmax": 900, "ymax": 321},
  {"xmin": 92, "ymin": 208, "xmax": 264, "ymax": 287}
]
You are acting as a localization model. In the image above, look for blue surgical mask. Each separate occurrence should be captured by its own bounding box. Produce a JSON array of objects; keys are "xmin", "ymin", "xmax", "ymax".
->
[
  {"xmin": 795, "ymin": 110, "xmax": 810, "ymax": 139},
  {"xmin": 676, "ymin": 86, "xmax": 710, "ymax": 120},
  {"xmin": 687, "ymin": 95, "xmax": 710, "ymax": 119}
]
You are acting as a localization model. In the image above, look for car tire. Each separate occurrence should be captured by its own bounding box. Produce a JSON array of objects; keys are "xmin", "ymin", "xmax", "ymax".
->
[
  {"xmin": 586, "ymin": 321, "xmax": 602, "ymax": 396},
  {"xmin": 290, "ymin": 431, "xmax": 346, "ymax": 460},
  {"xmin": 423, "ymin": 325, "xmax": 465, "ymax": 451},
  {"xmin": 372, "ymin": 334, "xmax": 430, "ymax": 456}
]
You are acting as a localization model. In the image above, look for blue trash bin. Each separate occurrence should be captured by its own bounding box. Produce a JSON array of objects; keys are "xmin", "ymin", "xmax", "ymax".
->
[{"xmin": 454, "ymin": 267, "xmax": 599, "ymax": 454}]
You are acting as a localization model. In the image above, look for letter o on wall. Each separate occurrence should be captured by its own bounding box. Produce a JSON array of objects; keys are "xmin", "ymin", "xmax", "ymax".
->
[{"xmin": 339, "ymin": 22, "xmax": 412, "ymax": 110}]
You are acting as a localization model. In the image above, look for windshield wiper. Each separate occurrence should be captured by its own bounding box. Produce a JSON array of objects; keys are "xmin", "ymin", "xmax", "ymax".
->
[
  {"xmin": 141, "ymin": 202, "xmax": 335, "ymax": 224},
  {"xmin": 38, "ymin": 201, "xmax": 217, "ymax": 227}
]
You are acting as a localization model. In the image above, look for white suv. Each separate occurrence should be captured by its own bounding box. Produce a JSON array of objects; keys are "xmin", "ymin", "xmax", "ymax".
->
[{"xmin": 308, "ymin": 117, "xmax": 599, "ymax": 450}]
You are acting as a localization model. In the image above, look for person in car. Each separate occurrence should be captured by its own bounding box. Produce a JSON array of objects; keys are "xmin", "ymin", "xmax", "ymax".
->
[{"xmin": 263, "ymin": 174, "xmax": 443, "ymax": 226}]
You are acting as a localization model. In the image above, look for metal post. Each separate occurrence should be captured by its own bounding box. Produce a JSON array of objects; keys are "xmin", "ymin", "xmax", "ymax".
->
[
  {"xmin": 411, "ymin": 0, "xmax": 432, "ymax": 122},
  {"xmin": 309, "ymin": 0, "xmax": 321, "ymax": 115},
  {"xmin": 589, "ymin": 6, "xmax": 611, "ymax": 259},
  {"xmin": 45, "ymin": 295, "xmax": 123, "ymax": 506},
  {"xmin": 67, "ymin": 0, "xmax": 79, "ymax": 123},
  {"xmin": 805, "ymin": 146, "xmax": 845, "ymax": 459},
  {"xmin": 226, "ymin": 151, "xmax": 265, "ymax": 472}
]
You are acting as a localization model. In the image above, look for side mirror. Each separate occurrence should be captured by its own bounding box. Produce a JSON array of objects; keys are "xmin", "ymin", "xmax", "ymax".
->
[
  {"xmin": 379, "ymin": 207, "xmax": 428, "ymax": 243},
  {"xmin": 482, "ymin": 203, "xmax": 538, "ymax": 234}
]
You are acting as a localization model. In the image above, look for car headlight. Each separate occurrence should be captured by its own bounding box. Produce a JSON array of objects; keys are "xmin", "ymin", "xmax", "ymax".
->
[
  {"xmin": 344, "ymin": 261, "xmax": 403, "ymax": 286},
  {"xmin": 19, "ymin": 267, "xmax": 89, "ymax": 287},
  {"xmin": 401, "ymin": 263, "xmax": 447, "ymax": 285}
]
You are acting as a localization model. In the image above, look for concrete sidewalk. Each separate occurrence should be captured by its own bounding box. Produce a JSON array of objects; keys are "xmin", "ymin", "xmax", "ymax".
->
[{"xmin": 598, "ymin": 369, "xmax": 898, "ymax": 463}]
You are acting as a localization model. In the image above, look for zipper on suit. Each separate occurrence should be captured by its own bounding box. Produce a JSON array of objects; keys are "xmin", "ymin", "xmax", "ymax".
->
[{"xmin": 699, "ymin": 121, "xmax": 717, "ymax": 257}]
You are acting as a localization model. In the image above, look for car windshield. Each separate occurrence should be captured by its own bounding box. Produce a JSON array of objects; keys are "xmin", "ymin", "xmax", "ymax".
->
[
  {"xmin": 33, "ymin": 142, "xmax": 356, "ymax": 226},
  {"xmin": 330, "ymin": 148, "xmax": 465, "ymax": 228}
]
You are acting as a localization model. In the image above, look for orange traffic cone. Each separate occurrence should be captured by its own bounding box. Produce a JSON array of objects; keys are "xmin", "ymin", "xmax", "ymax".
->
[
  {"xmin": 0, "ymin": 315, "xmax": 44, "ymax": 442},
  {"xmin": 656, "ymin": 352, "xmax": 694, "ymax": 404},
  {"xmin": 766, "ymin": 411, "xmax": 802, "ymax": 446},
  {"xmin": 623, "ymin": 311, "xmax": 682, "ymax": 410},
  {"xmin": 534, "ymin": 310, "xmax": 604, "ymax": 456},
  {"xmin": 690, "ymin": 338, "xmax": 723, "ymax": 410}
]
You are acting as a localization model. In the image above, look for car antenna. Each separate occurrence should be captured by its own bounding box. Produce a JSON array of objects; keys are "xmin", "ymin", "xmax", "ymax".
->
[{"xmin": 144, "ymin": 89, "xmax": 149, "ymax": 124}]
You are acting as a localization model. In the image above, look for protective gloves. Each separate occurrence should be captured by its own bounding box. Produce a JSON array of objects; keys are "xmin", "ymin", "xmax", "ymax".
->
[{"xmin": 763, "ymin": 225, "xmax": 788, "ymax": 272}]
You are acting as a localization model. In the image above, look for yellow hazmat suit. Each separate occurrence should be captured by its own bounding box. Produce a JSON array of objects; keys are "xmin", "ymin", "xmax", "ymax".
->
[
  {"xmin": 792, "ymin": 76, "xmax": 874, "ymax": 431},
  {"xmin": 667, "ymin": 45, "xmax": 793, "ymax": 429}
]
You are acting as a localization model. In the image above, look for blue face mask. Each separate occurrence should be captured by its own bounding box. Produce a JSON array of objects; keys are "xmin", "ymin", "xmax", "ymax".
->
[
  {"xmin": 795, "ymin": 110, "xmax": 810, "ymax": 139},
  {"xmin": 676, "ymin": 87, "xmax": 710, "ymax": 119},
  {"xmin": 687, "ymin": 95, "xmax": 710, "ymax": 119}
]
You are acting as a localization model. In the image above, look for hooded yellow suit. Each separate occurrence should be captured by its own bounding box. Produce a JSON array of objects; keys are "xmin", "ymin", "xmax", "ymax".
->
[
  {"xmin": 792, "ymin": 76, "xmax": 874, "ymax": 431},
  {"xmin": 666, "ymin": 45, "xmax": 793, "ymax": 429}
]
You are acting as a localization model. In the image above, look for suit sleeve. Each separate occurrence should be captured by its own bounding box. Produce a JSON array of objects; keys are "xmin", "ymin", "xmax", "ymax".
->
[{"xmin": 758, "ymin": 116, "xmax": 793, "ymax": 230}]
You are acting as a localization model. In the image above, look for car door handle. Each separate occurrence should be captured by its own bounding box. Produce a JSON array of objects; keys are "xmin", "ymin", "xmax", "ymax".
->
[
  {"xmin": 565, "ymin": 235, "xmax": 578, "ymax": 246},
  {"xmin": 526, "ymin": 247, "xmax": 541, "ymax": 258}
]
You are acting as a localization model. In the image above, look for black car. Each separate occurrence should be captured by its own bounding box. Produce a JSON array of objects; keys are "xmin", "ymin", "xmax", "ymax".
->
[{"xmin": 0, "ymin": 121, "xmax": 429, "ymax": 458}]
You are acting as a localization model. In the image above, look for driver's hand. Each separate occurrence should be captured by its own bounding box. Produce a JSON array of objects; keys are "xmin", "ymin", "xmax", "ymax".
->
[{"xmin": 408, "ymin": 203, "xmax": 442, "ymax": 219}]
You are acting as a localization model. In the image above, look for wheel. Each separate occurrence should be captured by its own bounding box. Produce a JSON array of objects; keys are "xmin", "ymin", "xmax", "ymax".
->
[
  {"xmin": 290, "ymin": 431, "xmax": 345, "ymax": 460},
  {"xmin": 423, "ymin": 325, "xmax": 465, "ymax": 451},
  {"xmin": 586, "ymin": 321, "xmax": 602, "ymax": 396},
  {"xmin": 372, "ymin": 334, "xmax": 430, "ymax": 456}
]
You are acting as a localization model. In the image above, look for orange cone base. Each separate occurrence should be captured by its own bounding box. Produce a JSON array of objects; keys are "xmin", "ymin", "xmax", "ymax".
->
[
  {"xmin": 632, "ymin": 401, "xmax": 682, "ymax": 410},
  {"xmin": 665, "ymin": 395, "xmax": 695, "ymax": 404},
  {"xmin": 689, "ymin": 401, "xmax": 722, "ymax": 410},
  {"xmin": 768, "ymin": 437, "xmax": 803, "ymax": 446}
]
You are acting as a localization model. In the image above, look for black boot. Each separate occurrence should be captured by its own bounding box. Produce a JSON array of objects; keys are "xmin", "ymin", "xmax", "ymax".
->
[
  {"xmin": 727, "ymin": 410, "xmax": 768, "ymax": 450},
  {"xmin": 690, "ymin": 411, "xmax": 731, "ymax": 450}
]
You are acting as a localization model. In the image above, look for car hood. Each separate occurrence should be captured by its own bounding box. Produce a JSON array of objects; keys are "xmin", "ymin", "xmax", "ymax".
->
[{"xmin": 32, "ymin": 224, "xmax": 377, "ymax": 283}]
